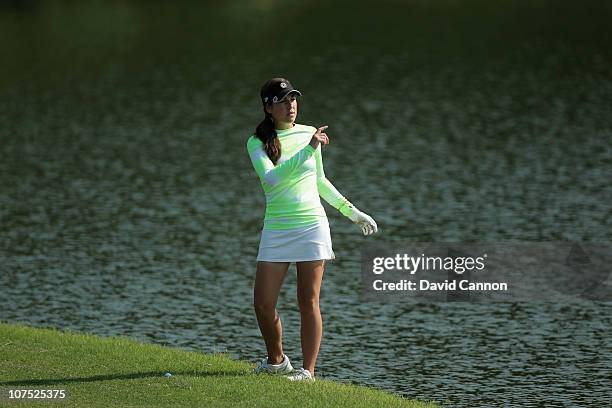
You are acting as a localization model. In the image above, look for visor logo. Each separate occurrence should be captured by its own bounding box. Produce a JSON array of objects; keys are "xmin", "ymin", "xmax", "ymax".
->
[{"xmin": 280, "ymin": 82, "xmax": 287, "ymax": 88}]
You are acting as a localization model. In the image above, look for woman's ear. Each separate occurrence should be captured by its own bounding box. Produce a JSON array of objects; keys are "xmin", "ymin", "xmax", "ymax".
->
[{"xmin": 265, "ymin": 104, "xmax": 272, "ymax": 115}]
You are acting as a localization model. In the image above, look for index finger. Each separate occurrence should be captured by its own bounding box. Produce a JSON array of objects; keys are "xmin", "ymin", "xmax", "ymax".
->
[{"xmin": 317, "ymin": 125, "xmax": 329, "ymax": 132}]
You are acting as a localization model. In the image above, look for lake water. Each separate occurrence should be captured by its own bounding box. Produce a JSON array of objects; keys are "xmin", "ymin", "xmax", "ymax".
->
[{"xmin": 1, "ymin": 1, "xmax": 611, "ymax": 406}]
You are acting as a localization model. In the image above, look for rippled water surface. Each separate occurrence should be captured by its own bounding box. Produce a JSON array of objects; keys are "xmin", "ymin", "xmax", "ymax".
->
[{"xmin": 1, "ymin": 1, "xmax": 611, "ymax": 407}]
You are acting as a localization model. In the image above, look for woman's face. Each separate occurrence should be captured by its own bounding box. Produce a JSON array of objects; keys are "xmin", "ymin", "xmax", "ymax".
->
[{"xmin": 266, "ymin": 93, "xmax": 298, "ymax": 128}]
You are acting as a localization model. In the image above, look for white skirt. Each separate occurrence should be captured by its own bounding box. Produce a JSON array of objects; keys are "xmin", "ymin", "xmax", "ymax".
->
[{"xmin": 257, "ymin": 218, "xmax": 335, "ymax": 262}]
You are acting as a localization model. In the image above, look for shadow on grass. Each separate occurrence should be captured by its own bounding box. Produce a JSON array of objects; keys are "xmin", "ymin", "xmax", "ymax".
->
[{"xmin": 0, "ymin": 370, "xmax": 250, "ymax": 387}]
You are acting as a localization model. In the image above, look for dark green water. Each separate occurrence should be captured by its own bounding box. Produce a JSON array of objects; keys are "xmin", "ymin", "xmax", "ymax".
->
[{"xmin": 1, "ymin": 1, "xmax": 611, "ymax": 406}]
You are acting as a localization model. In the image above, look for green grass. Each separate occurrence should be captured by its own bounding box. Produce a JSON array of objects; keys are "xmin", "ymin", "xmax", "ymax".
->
[{"xmin": 0, "ymin": 322, "xmax": 438, "ymax": 407}]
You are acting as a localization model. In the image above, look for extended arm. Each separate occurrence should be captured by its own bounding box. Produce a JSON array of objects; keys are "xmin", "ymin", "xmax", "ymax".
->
[
  {"xmin": 247, "ymin": 138, "xmax": 316, "ymax": 187},
  {"xmin": 314, "ymin": 146, "xmax": 378, "ymax": 235},
  {"xmin": 314, "ymin": 146, "xmax": 355, "ymax": 217}
]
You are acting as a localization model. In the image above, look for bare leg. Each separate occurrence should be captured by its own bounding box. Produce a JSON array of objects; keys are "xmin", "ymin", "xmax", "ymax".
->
[
  {"xmin": 296, "ymin": 260, "xmax": 325, "ymax": 376},
  {"xmin": 254, "ymin": 261, "xmax": 290, "ymax": 365}
]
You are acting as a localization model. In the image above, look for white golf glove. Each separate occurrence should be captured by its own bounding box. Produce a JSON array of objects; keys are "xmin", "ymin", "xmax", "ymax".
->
[{"xmin": 348, "ymin": 208, "xmax": 378, "ymax": 236}]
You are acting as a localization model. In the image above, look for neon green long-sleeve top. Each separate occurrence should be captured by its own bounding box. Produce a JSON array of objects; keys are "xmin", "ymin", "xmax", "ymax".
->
[{"xmin": 247, "ymin": 123, "xmax": 354, "ymax": 230}]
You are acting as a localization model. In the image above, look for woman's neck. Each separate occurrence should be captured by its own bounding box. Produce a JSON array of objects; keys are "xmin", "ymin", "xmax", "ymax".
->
[{"xmin": 275, "ymin": 122, "xmax": 295, "ymax": 131}]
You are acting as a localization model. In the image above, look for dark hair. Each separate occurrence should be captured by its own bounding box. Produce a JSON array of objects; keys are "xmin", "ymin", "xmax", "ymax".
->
[
  {"xmin": 255, "ymin": 78, "xmax": 288, "ymax": 165},
  {"xmin": 254, "ymin": 105, "xmax": 281, "ymax": 165}
]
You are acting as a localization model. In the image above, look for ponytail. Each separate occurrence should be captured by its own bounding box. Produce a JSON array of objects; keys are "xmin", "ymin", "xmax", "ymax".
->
[{"xmin": 255, "ymin": 109, "xmax": 281, "ymax": 165}]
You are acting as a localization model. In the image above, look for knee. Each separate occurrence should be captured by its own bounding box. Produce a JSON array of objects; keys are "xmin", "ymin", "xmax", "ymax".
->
[
  {"xmin": 253, "ymin": 301, "xmax": 276, "ymax": 317},
  {"xmin": 297, "ymin": 297, "xmax": 320, "ymax": 314}
]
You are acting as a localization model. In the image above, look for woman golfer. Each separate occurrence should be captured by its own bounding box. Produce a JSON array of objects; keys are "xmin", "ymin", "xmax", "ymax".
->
[{"xmin": 247, "ymin": 78, "xmax": 378, "ymax": 381}]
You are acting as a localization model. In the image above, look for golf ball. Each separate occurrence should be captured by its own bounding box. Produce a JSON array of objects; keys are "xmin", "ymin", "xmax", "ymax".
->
[{"xmin": 164, "ymin": 372, "xmax": 172, "ymax": 378}]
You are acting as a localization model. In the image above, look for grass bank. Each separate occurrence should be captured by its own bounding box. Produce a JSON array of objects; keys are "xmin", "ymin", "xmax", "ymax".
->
[{"xmin": 0, "ymin": 322, "xmax": 437, "ymax": 407}]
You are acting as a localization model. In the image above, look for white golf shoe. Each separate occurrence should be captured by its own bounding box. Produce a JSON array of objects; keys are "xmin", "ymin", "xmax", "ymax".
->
[
  {"xmin": 254, "ymin": 354, "xmax": 293, "ymax": 375},
  {"xmin": 285, "ymin": 367, "xmax": 315, "ymax": 382}
]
